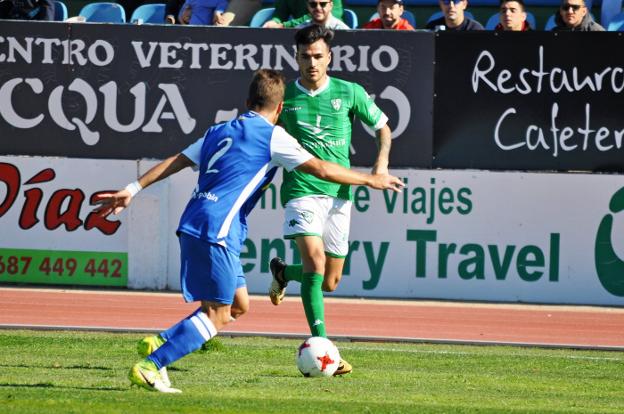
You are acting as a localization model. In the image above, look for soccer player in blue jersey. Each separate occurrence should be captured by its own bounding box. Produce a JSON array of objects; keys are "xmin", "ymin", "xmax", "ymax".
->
[{"xmin": 93, "ymin": 69, "xmax": 403, "ymax": 393}]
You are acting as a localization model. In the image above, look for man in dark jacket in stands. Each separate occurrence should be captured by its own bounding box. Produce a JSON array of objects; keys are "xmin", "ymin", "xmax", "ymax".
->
[
  {"xmin": 552, "ymin": 0, "xmax": 604, "ymax": 31},
  {"xmin": 0, "ymin": 0, "xmax": 54, "ymax": 20},
  {"xmin": 425, "ymin": 0, "xmax": 484, "ymax": 30}
]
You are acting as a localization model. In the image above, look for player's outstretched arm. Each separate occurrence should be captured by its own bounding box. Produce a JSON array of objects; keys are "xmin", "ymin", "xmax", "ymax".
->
[
  {"xmin": 296, "ymin": 158, "xmax": 404, "ymax": 192},
  {"xmin": 92, "ymin": 153, "xmax": 195, "ymax": 217},
  {"xmin": 372, "ymin": 124, "xmax": 391, "ymax": 175}
]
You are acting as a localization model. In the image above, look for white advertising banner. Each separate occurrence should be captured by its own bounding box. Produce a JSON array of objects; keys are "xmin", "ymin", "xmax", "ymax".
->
[
  {"xmin": 2, "ymin": 156, "xmax": 623, "ymax": 306},
  {"xmin": 239, "ymin": 169, "xmax": 624, "ymax": 307}
]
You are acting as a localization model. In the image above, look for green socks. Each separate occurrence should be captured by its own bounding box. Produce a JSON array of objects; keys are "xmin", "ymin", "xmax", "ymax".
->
[
  {"xmin": 284, "ymin": 264, "xmax": 303, "ymax": 283},
  {"xmin": 301, "ymin": 272, "xmax": 326, "ymax": 337}
]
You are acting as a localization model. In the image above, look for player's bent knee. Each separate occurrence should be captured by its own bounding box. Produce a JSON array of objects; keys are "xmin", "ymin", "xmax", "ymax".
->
[
  {"xmin": 230, "ymin": 302, "xmax": 249, "ymax": 319},
  {"xmin": 322, "ymin": 279, "xmax": 338, "ymax": 292}
]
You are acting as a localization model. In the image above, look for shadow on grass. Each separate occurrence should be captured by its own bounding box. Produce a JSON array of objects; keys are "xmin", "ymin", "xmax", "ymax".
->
[
  {"xmin": 0, "ymin": 364, "xmax": 112, "ymax": 371},
  {"xmin": 0, "ymin": 382, "xmax": 127, "ymax": 391}
]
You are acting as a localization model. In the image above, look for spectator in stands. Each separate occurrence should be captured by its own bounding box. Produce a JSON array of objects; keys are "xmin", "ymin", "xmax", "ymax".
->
[
  {"xmin": 0, "ymin": 0, "xmax": 54, "ymax": 20},
  {"xmin": 263, "ymin": 0, "xmax": 343, "ymax": 28},
  {"xmin": 552, "ymin": 0, "xmax": 604, "ymax": 30},
  {"xmin": 216, "ymin": 0, "xmax": 262, "ymax": 25},
  {"xmin": 178, "ymin": 0, "xmax": 228, "ymax": 24},
  {"xmin": 266, "ymin": 0, "xmax": 349, "ymax": 29},
  {"xmin": 166, "ymin": 0, "xmax": 185, "ymax": 23},
  {"xmin": 495, "ymin": 0, "xmax": 531, "ymax": 30},
  {"xmin": 425, "ymin": 0, "xmax": 484, "ymax": 30},
  {"xmin": 362, "ymin": 0, "xmax": 415, "ymax": 30}
]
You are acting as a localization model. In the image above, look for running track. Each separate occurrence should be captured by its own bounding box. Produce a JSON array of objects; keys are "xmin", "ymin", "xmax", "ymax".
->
[{"xmin": 1, "ymin": 287, "xmax": 623, "ymax": 350}]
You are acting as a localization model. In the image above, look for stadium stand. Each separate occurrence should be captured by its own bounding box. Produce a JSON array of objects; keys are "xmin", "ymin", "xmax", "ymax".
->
[
  {"xmin": 368, "ymin": 9, "xmax": 417, "ymax": 27},
  {"xmin": 601, "ymin": 0, "xmax": 622, "ymax": 27},
  {"xmin": 343, "ymin": 7, "xmax": 359, "ymax": 27},
  {"xmin": 130, "ymin": 3, "xmax": 166, "ymax": 23},
  {"xmin": 543, "ymin": 13, "xmax": 556, "ymax": 29},
  {"xmin": 53, "ymin": 0, "xmax": 68, "ymax": 21},
  {"xmin": 484, "ymin": 10, "xmax": 536, "ymax": 29},
  {"xmin": 79, "ymin": 2, "xmax": 126, "ymax": 23},
  {"xmin": 607, "ymin": 10, "xmax": 624, "ymax": 29},
  {"xmin": 249, "ymin": 7, "xmax": 275, "ymax": 27}
]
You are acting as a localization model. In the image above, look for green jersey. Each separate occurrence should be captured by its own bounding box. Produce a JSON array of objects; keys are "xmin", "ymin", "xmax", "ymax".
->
[{"xmin": 279, "ymin": 77, "xmax": 388, "ymax": 205}]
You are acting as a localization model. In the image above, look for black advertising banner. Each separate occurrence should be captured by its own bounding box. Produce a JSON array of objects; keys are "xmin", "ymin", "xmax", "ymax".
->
[
  {"xmin": 433, "ymin": 31, "xmax": 624, "ymax": 172},
  {"xmin": 0, "ymin": 21, "xmax": 434, "ymax": 168}
]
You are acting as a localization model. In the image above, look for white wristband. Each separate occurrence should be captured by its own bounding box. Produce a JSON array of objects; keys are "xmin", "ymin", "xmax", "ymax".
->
[{"xmin": 124, "ymin": 181, "xmax": 142, "ymax": 197}]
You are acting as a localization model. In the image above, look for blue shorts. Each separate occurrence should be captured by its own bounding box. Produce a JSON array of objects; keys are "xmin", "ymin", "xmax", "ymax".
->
[{"xmin": 178, "ymin": 233, "xmax": 246, "ymax": 303}]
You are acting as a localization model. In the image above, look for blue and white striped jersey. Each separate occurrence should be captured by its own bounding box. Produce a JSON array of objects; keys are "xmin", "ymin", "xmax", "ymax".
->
[{"xmin": 177, "ymin": 111, "xmax": 312, "ymax": 254}]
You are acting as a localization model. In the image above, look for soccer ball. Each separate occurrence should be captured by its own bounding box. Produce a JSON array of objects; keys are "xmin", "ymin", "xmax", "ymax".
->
[{"xmin": 295, "ymin": 336, "xmax": 341, "ymax": 377}]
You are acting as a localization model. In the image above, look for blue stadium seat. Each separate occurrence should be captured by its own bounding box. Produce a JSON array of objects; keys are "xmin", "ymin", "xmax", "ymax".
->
[
  {"xmin": 53, "ymin": 0, "xmax": 68, "ymax": 21},
  {"xmin": 426, "ymin": 11, "xmax": 475, "ymax": 25},
  {"xmin": 607, "ymin": 11, "xmax": 624, "ymax": 30},
  {"xmin": 601, "ymin": 0, "xmax": 622, "ymax": 28},
  {"xmin": 369, "ymin": 10, "xmax": 416, "ymax": 28},
  {"xmin": 249, "ymin": 7, "xmax": 275, "ymax": 27},
  {"xmin": 130, "ymin": 3, "xmax": 166, "ymax": 24},
  {"xmin": 544, "ymin": 14, "xmax": 557, "ymax": 30},
  {"xmin": 484, "ymin": 11, "xmax": 536, "ymax": 29},
  {"xmin": 79, "ymin": 2, "xmax": 126, "ymax": 23},
  {"xmin": 343, "ymin": 8, "xmax": 359, "ymax": 28}
]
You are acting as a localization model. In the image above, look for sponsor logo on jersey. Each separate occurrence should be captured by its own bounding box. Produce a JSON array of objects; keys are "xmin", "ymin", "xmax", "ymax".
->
[
  {"xmin": 283, "ymin": 106, "xmax": 302, "ymax": 112},
  {"xmin": 191, "ymin": 185, "xmax": 219, "ymax": 202}
]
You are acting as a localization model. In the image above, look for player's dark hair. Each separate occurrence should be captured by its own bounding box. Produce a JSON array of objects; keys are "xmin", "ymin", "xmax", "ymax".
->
[
  {"xmin": 294, "ymin": 25, "xmax": 335, "ymax": 50},
  {"xmin": 247, "ymin": 69, "xmax": 285, "ymax": 111}
]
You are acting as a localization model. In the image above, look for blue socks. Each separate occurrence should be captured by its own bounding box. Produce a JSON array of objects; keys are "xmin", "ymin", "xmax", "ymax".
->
[{"xmin": 148, "ymin": 308, "xmax": 217, "ymax": 369}]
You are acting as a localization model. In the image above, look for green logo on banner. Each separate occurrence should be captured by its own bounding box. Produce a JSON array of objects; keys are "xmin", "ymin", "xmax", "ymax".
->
[{"xmin": 595, "ymin": 187, "xmax": 624, "ymax": 296}]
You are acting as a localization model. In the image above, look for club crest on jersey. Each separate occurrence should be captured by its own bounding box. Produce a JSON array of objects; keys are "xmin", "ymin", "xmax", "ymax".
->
[
  {"xmin": 300, "ymin": 211, "xmax": 314, "ymax": 224},
  {"xmin": 331, "ymin": 99, "xmax": 342, "ymax": 111}
]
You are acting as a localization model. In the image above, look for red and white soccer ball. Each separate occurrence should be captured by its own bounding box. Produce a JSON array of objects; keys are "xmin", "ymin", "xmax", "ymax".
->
[{"xmin": 296, "ymin": 336, "xmax": 341, "ymax": 377}]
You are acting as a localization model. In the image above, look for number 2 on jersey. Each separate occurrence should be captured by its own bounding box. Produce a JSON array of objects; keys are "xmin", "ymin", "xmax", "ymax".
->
[{"xmin": 205, "ymin": 138, "xmax": 233, "ymax": 174}]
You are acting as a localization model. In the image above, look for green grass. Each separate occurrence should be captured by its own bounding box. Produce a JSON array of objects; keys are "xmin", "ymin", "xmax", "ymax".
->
[{"xmin": 0, "ymin": 330, "xmax": 623, "ymax": 413}]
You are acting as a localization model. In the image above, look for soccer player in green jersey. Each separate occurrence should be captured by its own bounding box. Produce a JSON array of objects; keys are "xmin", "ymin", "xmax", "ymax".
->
[{"xmin": 269, "ymin": 25, "xmax": 393, "ymax": 376}]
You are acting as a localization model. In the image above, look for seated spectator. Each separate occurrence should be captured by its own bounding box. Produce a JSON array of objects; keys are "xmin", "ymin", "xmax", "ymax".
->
[
  {"xmin": 425, "ymin": 0, "xmax": 484, "ymax": 31},
  {"xmin": 0, "ymin": 0, "xmax": 54, "ymax": 20},
  {"xmin": 263, "ymin": 0, "xmax": 343, "ymax": 28},
  {"xmin": 495, "ymin": 0, "xmax": 531, "ymax": 31},
  {"xmin": 362, "ymin": 0, "xmax": 415, "ymax": 30},
  {"xmin": 216, "ymin": 0, "xmax": 262, "ymax": 25},
  {"xmin": 178, "ymin": 0, "xmax": 228, "ymax": 25},
  {"xmin": 269, "ymin": 0, "xmax": 349, "ymax": 29},
  {"xmin": 552, "ymin": 0, "xmax": 604, "ymax": 31}
]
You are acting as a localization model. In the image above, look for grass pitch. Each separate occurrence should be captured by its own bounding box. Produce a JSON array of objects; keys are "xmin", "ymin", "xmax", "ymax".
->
[{"xmin": 0, "ymin": 330, "xmax": 623, "ymax": 413}]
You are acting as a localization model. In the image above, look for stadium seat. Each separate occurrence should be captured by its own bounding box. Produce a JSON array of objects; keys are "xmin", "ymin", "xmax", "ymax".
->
[
  {"xmin": 601, "ymin": 0, "xmax": 622, "ymax": 28},
  {"xmin": 607, "ymin": 11, "xmax": 624, "ymax": 30},
  {"xmin": 484, "ymin": 11, "xmax": 536, "ymax": 29},
  {"xmin": 79, "ymin": 2, "xmax": 126, "ymax": 23},
  {"xmin": 53, "ymin": 0, "xmax": 68, "ymax": 21},
  {"xmin": 426, "ymin": 10, "xmax": 474, "ymax": 25},
  {"xmin": 130, "ymin": 3, "xmax": 166, "ymax": 24},
  {"xmin": 544, "ymin": 14, "xmax": 556, "ymax": 30},
  {"xmin": 343, "ymin": 8, "xmax": 359, "ymax": 28},
  {"xmin": 249, "ymin": 7, "xmax": 275, "ymax": 27},
  {"xmin": 368, "ymin": 10, "xmax": 416, "ymax": 27}
]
